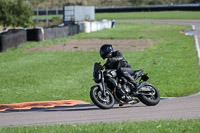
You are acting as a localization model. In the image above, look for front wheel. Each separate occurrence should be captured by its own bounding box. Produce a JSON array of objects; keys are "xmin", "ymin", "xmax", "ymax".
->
[
  {"xmin": 138, "ymin": 83, "xmax": 160, "ymax": 106},
  {"xmin": 90, "ymin": 86, "xmax": 115, "ymax": 109}
]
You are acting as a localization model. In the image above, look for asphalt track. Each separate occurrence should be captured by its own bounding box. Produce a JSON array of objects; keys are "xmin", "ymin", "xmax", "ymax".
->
[
  {"xmin": 0, "ymin": 20, "xmax": 200, "ymax": 128},
  {"xmin": 0, "ymin": 94, "xmax": 200, "ymax": 127}
]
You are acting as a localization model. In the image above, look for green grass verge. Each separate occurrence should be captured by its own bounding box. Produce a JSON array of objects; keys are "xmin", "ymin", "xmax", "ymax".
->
[
  {"xmin": 0, "ymin": 22, "xmax": 199, "ymax": 104},
  {"xmin": 96, "ymin": 11, "xmax": 200, "ymax": 20},
  {"xmin": 0, "ymin": 119, "xmax": 199, "ymax": 133},
  {"xmin": 33, "ymin": 11, "xmax": 200, "ymax": 21},
  {"xmin": 33, "ymin": 15, "xmax": 62, "ymax": 20}
]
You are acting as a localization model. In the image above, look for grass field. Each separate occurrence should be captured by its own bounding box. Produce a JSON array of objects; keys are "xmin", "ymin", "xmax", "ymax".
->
[
  {"xmin": 33, "ymin": 15, "xmax": 62, "ymax": 20},
  {"xmin": 96, "ymin": 11, "xmax": 200, "ymax": 20},
  {"xmin": 0, "ymin": 22, "xmax": 200, "ymax": 104},
  {"xmin": 32, "ymin": 11, "xmax": 200, "ymax": 22},
  {"xmin": 0, "ymin": 119, "xmax": 199, "ymax": 133}
]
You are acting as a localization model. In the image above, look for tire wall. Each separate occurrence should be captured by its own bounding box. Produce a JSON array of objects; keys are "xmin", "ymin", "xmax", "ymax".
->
[
  {"xmin": 0, "ymin": 25, "xmax": 80, "ymax": 52},
  {"xmin": 0, "ymin": 22, "xmax": 110, "ymax": 52},
  {"xmin": 43, "ymin": 25, "xmax": 79, "ymax": 40},
  {"xmin": 69, "ymin": 25, "xmax": 79, "ymax": 36},
  {"xmin": 26, "ymin": 28, "xmax": 44, "ymax": 42},
  {"xmin": 26, "ymin": 25, "xmax": 79, "ymax": 42},
  {"xmin": 0, "ymin": 29, "xmax": 27, "ymax": 52}
]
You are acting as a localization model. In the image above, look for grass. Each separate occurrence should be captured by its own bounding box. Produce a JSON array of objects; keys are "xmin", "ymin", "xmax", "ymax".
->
[
  {"xmin": 32, "ymin": 11, "xmax": 200, "ymax": 22},
  {"xmin": 0, "ymin": 22, "xmax": 200, "ymax": 104},
  {"xmin": 96, "ymin": 11, "xmax": 200, "ymax": 20},
  {"xmin": 0, "ymin": 119, "xmax": 199, "ymax": 133},
  {"xmin": 33, "ymin": 15, "xmax": 62, "ymax": 20}
]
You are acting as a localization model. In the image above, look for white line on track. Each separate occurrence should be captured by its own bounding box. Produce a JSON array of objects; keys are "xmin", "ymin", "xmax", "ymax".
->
[
  {"xmin": 195, "ymin": 35, "xmax": 200, "ymax": 66},
  {"xmin": 192, "ymin": 25, "xmax": 200, "ymax": 66}
]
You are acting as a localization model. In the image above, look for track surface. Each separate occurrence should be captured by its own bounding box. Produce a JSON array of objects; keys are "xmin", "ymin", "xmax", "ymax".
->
[
  {"xmin": 0, "ymin": 94, "xmax": 199, "ymax": 127},
  {"xmin": 0, "ymin": 20, "xmax": 200, "ymax": 127}
]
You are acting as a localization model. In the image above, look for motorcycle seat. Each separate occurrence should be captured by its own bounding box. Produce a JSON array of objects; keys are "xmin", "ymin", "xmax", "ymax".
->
[{"xmin": 132, "ymin": 69, "xmax": 144, "ymax": 79}]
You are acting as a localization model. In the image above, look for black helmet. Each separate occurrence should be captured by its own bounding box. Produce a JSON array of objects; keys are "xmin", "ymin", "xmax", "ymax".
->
[{"xmin": 99, "ymin": 44, "xmax": 113, "ymax": 59}]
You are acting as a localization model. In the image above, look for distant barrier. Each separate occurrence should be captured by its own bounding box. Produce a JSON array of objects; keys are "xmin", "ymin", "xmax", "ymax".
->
[
  {"xmin": 26, "ymin": 25, "xmax": 79, "ymax": 41},
  {"xmin": 34, "ymin": 4, "xmax": 200, "ymax": 16},
  {"xmin": 26, "ymin": 28, "xmax": 44, "ymax": 42},
  {"xmin": 43, "ymin": 25, "xmax": 79, "ymax": 40},
  {"xmin": 79, "ymin": 20, "xmax": 112, "ymax": 33},
  {"xmin": 0, "ymin": 21, "xmax": 112, "ymax": 52},
  {"xmin": 0, "ymin": 25, "xmax": 79, "ymax": 52},
  {"xmin": 69, "ymin": 25, "xmax": 80, "ymax": 36},
  {"xmin": 95, "ymin": 4, "xmax": 200, "ymax": 13},
  {"xmin": 43, "ymin": 26, "xmax": 68, "ymax": 40},
  {"xmin": 0, "ymin": 29, "xmax": 27, "ymax": 52}
]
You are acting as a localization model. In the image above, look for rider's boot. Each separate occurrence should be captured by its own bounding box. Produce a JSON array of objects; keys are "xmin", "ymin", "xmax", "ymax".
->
[
  {"xmin": 119, "ymin": 95, "xmax": 130, "ymax": 107},
  {"xmin": 129, "ymin": 98, "xmax": 140, "ymax": 104},
  {"xmin": 125, "ymin": 95, "xmax": 133, "ymax": 102},
  {"xmin": 119, "ymin": 95, "xmax": 139, "ymax": 106}
]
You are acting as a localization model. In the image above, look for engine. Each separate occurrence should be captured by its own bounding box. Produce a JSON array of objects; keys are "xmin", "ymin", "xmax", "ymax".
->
[
  {"xmin": 116, "ymin": 77, "xmax": 136, "ymax": 100},
  {"xmin": 104, "ymin": 70, "xmax": 136, "ymax": 101}
]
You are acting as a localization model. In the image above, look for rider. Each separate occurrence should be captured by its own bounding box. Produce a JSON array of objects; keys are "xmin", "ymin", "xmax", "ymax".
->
[{"xmin": 99, "ymin": 44, "xmax": 139, "ymax": 104}]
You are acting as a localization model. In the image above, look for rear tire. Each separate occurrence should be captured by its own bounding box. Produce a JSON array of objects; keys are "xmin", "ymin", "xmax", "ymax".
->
[
  {"xmin": 90, "ymin": 86, "xmax": 115, "ymax": 109},
  {"xmin": 138, "ymin": 83, "xmax": 160, "ymax": 106}
]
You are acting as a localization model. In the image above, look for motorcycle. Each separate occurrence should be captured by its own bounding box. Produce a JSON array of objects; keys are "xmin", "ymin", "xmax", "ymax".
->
[{"xmin": 90, "ymin": 62, "xmax": 160, "ymax": 109}]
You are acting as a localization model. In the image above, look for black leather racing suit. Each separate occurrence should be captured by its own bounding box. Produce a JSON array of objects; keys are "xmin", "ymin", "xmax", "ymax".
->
[{"xmin": 104, "ymin": 50, "xmax": 137, "ymax": 86}]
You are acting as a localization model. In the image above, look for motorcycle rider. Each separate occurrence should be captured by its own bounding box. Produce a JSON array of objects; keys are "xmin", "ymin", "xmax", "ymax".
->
[{"xmin": 99, "ymin": 44, "xmax": 139, "ymax": 105}]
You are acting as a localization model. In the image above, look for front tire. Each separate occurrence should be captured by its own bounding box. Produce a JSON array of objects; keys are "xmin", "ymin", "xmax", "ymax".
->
[
  {"xmin": 90, "ymin": 86, "xmax": 115, "ymax": 109},
  {"xmin": 138, "ymin": 83, "xmax": 160, "ymax": 106}
]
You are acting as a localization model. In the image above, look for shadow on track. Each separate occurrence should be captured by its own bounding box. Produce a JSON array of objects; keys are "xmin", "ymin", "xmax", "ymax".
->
[{"xmin": 42, "ymin": 103, "xmax": 145, "ymax": 112}]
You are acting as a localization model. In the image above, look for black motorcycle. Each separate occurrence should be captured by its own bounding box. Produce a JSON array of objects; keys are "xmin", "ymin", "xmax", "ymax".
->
[{"xmin": 90, "ymin": 62, "xmax": 160, "ymax": 109}]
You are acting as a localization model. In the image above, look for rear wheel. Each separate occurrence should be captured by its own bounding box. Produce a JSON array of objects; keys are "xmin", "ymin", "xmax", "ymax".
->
[
  {"xmin": 90, "ymin": 86, "xmax": 115, "ymax": 109},
  {"xmin": 138, "ymin": 83, "xmax": 160, "ymax": 106}
]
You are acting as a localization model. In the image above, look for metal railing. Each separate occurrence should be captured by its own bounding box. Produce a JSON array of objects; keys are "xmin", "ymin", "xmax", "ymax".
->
[
  {"xmin": 34, "ymin": 7, "xmax": 62, "ymax": 23},
  {"xmin": 33, "ymin": 4, "xmax": 200, "ymax": 22}
]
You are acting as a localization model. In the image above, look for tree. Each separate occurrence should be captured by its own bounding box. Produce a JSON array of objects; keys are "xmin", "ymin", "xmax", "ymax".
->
[
  {"xmin": 0, "ymin": 0, "xmax": 13, "ymax": 28},
  {"xmin": 12, "ymin": 0, "xmax": 34, "ymax": 27},
  {"xmin": 0, "ymin": 0, "xmax": 33, "ymax": 29}
]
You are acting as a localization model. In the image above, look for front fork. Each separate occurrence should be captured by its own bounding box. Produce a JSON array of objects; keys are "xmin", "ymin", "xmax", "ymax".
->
[
  {"xmin": 102, "ymin": 70, "xmax": 107, "ymax": 97},
  {"xmin": 96, "ymin": 71, "xmax": 106, "ymax": 97}
]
